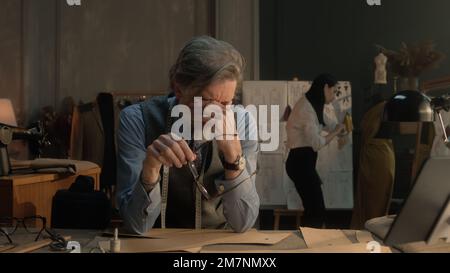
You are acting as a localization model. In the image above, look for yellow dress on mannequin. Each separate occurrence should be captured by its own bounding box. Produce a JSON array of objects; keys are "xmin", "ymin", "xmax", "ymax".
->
[{"xmin": 351, "ymin": 101, "xmax": 395, "ymax": 229}]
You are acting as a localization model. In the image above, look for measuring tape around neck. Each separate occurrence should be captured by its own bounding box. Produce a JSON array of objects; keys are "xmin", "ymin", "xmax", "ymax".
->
[{"xmin": 160, "ymin": 100, "xmax": 204, "ymax": 229}]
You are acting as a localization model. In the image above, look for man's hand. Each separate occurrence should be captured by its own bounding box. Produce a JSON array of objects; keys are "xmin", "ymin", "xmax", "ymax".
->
[
  {"xmin": 216, "ymin": 136, "xmax": 243, "ymax": 180},
  {"xmin": 142, "ymin": 133, "xmax": 196, "ymax": 185},
  {"xmin": 215, "ymin": 105, "xmax": 241, "ymax": 164},
  {"xmin": 204, "ymin": 101, "xmax": 243, "ymax": 180}
]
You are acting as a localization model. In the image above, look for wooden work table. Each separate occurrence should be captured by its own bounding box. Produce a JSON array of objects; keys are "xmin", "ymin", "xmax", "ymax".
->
[
  {"xmin": 0, "ymin": 163, "xmax": 101, "ymax": 224},
  {"xmin": 1, "ymin": 228, "xmax": 449, "ymax": 253}
]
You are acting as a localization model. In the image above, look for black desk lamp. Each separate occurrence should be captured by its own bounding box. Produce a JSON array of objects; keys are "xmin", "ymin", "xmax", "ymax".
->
[
  {"xmin": 383, "ymin": 90, "xmax": 450, "ymax": 143},
  {"xmin": 383, "ymin": 90, "xmax": 434, "ymax": 122}
]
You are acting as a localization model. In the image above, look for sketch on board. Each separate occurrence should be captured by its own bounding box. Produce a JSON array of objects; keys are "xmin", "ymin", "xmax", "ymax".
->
[
  {"xmin": 243, "ymin": 81, "xmax": 288, "ymax": 205},
  {"xmin": 242, "ymin": 81, "xmax": 287, "ymax": 118},
  {"xmin": 242, "ymin": 81, "xmax": 287, "ymax": 155},
  {"xmin": 287, "ymin": 81, "xmax": 312, "ymax": 108},
  {"xmin": 334, "ymin": 81, "xmax": 352, "ymax": 121},
  {"xmin": 255, "ymin": 153, "xmax": 286, "ymax": 205},
  {"xmin": 320, "ymin": 171, "xmax": 354, "ymax": 208}
]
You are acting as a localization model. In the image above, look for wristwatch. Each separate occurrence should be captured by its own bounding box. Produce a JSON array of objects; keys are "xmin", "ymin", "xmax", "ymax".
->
[{"xmin": 220, "ymin": 154, "xmax": 246, "ymax": 171}]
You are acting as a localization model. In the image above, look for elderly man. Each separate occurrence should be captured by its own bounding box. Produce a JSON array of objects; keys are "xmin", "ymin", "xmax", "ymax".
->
[{"xmin": 116, "ymin": 36, "xmax": 260, "ymax": 234}]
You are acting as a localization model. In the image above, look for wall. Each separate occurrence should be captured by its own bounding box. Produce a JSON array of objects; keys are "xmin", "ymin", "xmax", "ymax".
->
[
  {"xmin": 22, "ymin": 0, "xmax": 57, "ymax": 123},
  {"xmin": 2, "ymin": 0, "xmax": 213, "ymax": 125},
  {"xmin": 216, "ymin": 0, "xmax": 259, "ymax": 80},
  {"xmin": 58, "ymin": 0, "xmax": 210, "ymax": 105},
  {"xmin": 1, "ymin": 0, "xmax": 259, "ymax": 125},
  {"xmin": 0, "ymin": 0, "xmax": 23, "ymax": 124},
  {"xmin": 0, "ymin": 0, "xmax": 259, "ymax": 124},
  {"xmin": 260, "ymin": 0, "xmax": 450, "ymax": 126},
  {"xmin": 260, "ymin": 0, "xmax": 450, "ymax": 201}
]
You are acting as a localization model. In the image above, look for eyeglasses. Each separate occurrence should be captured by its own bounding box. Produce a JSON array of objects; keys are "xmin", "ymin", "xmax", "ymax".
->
[
  {"xmin": 188, "ymin": 141, "xmax": 212, "ymax": 200},
  {"xmin": 187, "ymin": 160, "xmax": 212, "ymax": 200},
  {"xmin": 187, "ymin": 141, "xmax": 257, "ymax": 200},
  {"xmin": 188, "ymin": 162, "xmax": 257, "ymax": 200},
  {"xmin": 0, "ymin": 216, "xmax": 67, "ymax": 251},
  {"xmin": 0, "ymin": 228, "xmax": 13, "ymax": 245},
  {"xmin": 0, "ymin": 216, "xmax": 47, "ymax": 242}
]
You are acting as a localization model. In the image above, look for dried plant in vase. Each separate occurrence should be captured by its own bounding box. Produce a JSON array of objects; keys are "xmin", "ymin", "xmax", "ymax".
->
[{"xmin": 376, "ymin": 41, "xmax": 445, "ymax": 91}]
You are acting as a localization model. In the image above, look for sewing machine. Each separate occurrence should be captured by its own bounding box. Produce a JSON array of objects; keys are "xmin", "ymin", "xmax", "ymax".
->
[{"xmin": 0, "ymin": 122, "xmax": 46, "ymax": 176}]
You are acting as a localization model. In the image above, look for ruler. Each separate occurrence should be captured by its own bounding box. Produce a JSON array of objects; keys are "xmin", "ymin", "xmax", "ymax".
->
[{"xmin": 161, "ymin": 165, "xmax": 170, "ymax": 229}]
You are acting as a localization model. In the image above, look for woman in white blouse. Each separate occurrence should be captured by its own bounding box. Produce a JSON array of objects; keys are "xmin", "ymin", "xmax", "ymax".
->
[{"xmin": 286, "ymin": 74, "xmax": 346, "ymax": 228}]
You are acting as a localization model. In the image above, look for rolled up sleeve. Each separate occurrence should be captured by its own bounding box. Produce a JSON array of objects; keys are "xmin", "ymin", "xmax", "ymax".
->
[
  {"xmin": 304, "ymin": 123, "xmax": 327, "ymax": 152},
  {"xmin": 116, "ymin": 105, "xmax": 161, "ymax": 234},
  {"xmin": 215, "ymin": 110, "xmax": 260, "ymax": 233}
]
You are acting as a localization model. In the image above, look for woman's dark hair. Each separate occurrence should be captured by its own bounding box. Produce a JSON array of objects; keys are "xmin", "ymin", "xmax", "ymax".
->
[{"xmin": 305, "ymin": 73, "xmax": 338, "ymax": 126}]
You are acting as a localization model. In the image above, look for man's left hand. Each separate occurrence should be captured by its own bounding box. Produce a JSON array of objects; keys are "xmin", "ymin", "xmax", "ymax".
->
[
  {"xmin": 204, "ymin": 101, "xmax": 243, "ymax": 180},
  {"xmin": 216, "ymin": 138, "xmax": 243, "ymax": 180}
]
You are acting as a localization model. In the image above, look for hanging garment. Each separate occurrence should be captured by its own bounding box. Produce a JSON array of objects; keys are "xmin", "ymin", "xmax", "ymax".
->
[{"xmin": 70, "ymin": 93, "xmax": 119, "ymax": 190}]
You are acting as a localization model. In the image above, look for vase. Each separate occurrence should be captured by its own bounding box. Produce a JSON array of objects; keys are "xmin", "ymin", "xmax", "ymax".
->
[{"xmin": 398, "ymin": 77, "xmax": 420, "ymax": 91}]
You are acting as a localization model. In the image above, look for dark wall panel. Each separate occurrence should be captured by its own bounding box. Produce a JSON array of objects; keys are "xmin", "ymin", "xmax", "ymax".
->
[
  {"xmin": 0, "ymin": 0, "xmax": 23, "ymax": 124},
  {"xmin": 58, "ymin": 0, "xmax": 209, "ymax": 104},
  {"xmin": 261, "ymin": 0, "xmax": 450, "ymax": 125}
]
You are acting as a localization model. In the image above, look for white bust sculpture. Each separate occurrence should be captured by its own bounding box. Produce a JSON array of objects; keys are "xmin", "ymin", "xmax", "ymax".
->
[{"xmin": 374, "ymin": 53, "xmax": 388, "ymax": 84}]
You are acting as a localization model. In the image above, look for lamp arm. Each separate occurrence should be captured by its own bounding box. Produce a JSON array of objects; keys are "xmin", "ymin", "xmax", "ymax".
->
[{"xmin": 437, "ymin": 111, "xmax": 449, "ymax": 144}]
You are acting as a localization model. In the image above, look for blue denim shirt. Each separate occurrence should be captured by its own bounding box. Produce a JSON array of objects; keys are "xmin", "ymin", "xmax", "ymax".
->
[{"xmin": 116, "ymin": 101, "xmax": 260, "ymax": 234}]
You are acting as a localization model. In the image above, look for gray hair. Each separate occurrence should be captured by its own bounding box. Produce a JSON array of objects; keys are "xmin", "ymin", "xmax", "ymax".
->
[{"xmin": 169, "ymin": 36, "xmax": 245, "ymax": 94}]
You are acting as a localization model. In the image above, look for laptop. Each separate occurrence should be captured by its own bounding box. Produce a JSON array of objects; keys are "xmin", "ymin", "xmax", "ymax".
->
[{"xmin": 382, "ymin": 157, "xmax": 450, "ymax": 246}]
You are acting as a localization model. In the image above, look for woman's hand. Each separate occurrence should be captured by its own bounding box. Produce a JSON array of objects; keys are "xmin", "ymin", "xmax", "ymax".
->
[
  {"xmin": 338, "ymin": 135, "xmax": 349, "ymax": 150},
  {"xmin": 324, "ymin": 123, "xmax": 346, "ymax": 146},
  {"xmin": 334, "ymin": 124, "xmax": 346, "ymax": 135}
]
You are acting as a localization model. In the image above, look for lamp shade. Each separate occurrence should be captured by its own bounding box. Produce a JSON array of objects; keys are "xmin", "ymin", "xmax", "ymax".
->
[
  {"xmin": 383, "ymin": 90, "xmax": 434, "ymax": 122},
  {"xmin": 0, "ymin": 99, "xmax": 17, "ymax": 126}
]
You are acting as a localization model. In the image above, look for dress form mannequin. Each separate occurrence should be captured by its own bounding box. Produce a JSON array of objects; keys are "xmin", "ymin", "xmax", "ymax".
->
[{"xmin": 374, "ymin": 53, "xmax": 388, "ymax": 84}]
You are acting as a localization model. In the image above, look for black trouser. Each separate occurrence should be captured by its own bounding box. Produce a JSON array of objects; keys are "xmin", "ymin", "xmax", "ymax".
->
[{"xmin": 286, "ymin": 147, "xmax": 325, "ymax": 228}]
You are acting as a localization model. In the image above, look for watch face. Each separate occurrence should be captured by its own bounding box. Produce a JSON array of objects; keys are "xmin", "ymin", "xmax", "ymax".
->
[
  {"xmin": 221, "ymin": 154, "xmax": 246, "ymax": 170},
  {"xmin": 238, "ymin": 156, "xmax": 246, "ymax": 170}
]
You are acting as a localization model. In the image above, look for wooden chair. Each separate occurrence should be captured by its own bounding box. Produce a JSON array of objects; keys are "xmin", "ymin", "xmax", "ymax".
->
[{"xmin": 273, "ymin": 208, "xmax": 303, "ymax": 230}]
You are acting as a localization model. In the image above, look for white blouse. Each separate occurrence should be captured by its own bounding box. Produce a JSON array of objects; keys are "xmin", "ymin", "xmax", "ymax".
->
[{"xmin": 286, "ymin": 97, "xmax": 336, "ymax": 152}]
